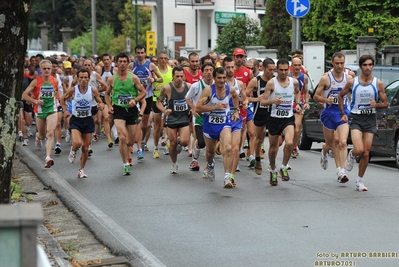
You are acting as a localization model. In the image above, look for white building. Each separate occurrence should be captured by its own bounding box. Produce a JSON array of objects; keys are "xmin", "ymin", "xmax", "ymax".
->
[{"xmin": 135, "ymin": 0, "xmax": 265, "ymax": 58}]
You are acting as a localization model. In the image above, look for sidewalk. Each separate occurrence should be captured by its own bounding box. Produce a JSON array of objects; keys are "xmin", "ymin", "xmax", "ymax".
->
[{"xmin": 12, "ymin": 155, "xmax": 129, "ymax": 267}]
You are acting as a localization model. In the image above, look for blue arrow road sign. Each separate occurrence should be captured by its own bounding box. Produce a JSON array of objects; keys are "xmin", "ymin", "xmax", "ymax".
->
[{"xmin": 286, "ymin": 0, "xmax": 310, "ymax": 18}]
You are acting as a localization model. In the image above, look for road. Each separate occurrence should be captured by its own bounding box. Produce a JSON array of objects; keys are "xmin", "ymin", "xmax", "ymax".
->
[{"xmin": 17, "ymin": 134, "xmax": 399, "ymax": 267}]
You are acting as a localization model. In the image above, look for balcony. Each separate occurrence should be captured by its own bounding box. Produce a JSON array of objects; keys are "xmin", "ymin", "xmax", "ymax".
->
[
  {"xmin": 132, "ymin": 0, "xmax": 156, "ymax": 6},
  {"xmin": 176, "ymin": 0, "xmax": 215, "ymax": 8},
  {"xmin": 235, "ymin": 0, "xmax": 266, "ymax": 11}
]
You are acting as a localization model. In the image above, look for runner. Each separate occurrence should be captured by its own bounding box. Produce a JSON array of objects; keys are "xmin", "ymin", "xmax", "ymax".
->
[
  {"xmin": 22, "ymin": 59, "xmax": 60, "ymax": 168},
  {"xmin": 245, "ymin": 58, "xmax": 276, "ymax": 175},
  {"xmin": 132, "ymin": 44, "xmax": 163, "ymax": 155},
  {"xmin": 260, "ymin": 58, "xmax": 302, "ymax": 186},
  {"xmin": 223, "ymin": 57, "xmax": 247, "ymax": 186},
  {"xmin": 185, "ymin": 62, "xmax": 215, "ymax": 171},
  {"xmin": 105, "ymin": 52, "xmax": 147, "ymax": 176},
  {"xmin": 195, "ymin": 67, "xmax": 240, "ymax": 188},
  {"xmin": 152, "ymin": 51, "xmax": 173, "ymax": 158},
  {"xmin": 314, "ymin": 52, "xmax": 352, "ymax": 183},
  {"xmin": 156, "ymin": 66, "xmax": 191, "ymax": 173},
  {"xmin": 339, "ymin": 54, "xmax": 388, "ymax": 191},
  {"xmin": 61, "ymin": 69, "xmax": 104, "ymax": 178},
  {"xmin": 290, "ymin": 57, "xmax": 310, "ymax": 158}
]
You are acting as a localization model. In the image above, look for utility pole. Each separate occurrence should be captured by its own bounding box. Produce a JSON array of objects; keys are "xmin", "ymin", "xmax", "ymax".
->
[
  {"xmin": 156, "ymin": 0, "xmax": 164, "ymax": 54},
  {"xmin": 135, "ymin": 0, "xmax": 138, "ymax": 46},
  {"xmin": 91, "ymin": 0, "xmax": 97, "ymax": 55}
]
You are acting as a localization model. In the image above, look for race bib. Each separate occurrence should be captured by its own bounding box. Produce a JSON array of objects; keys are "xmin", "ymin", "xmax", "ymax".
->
[
  {"xmin": 209, "ymin": 113, "xmax": 226, "ymax": 124},
  {"xmin": 40, "ymin": 89, "xmax": 55, "ymax": 98},
  {"xmin": 117, "ymin": 94, "xmax": 132, "ymax": 105},
  {"xmin": 75, "ymin": 107, "xmax": 90, "ymax": 117},
  {"xmin": 273, "ymin": 105, "xmax": 291, "ymax": 118},
  {"xmin": 173, "ymin": 99, "xmax": 188, "ymax": 112}
]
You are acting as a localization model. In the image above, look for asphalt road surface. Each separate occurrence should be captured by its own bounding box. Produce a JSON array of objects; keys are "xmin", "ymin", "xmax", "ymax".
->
[{"xmin": 18, "ymin": 133, "xmax": 399, "ymax": 267}]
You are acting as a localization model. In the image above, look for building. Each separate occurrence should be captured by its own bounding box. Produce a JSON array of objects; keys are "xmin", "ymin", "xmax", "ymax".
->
[{"xmin": 135, "ymin": 0, "xmax": 265, "ymax": 58}]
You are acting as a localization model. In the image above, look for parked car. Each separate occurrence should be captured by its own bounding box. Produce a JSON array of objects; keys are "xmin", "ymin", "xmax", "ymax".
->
[{"xmin": 299, "ymin": 68, "xmax": 399, "ymax": 169}]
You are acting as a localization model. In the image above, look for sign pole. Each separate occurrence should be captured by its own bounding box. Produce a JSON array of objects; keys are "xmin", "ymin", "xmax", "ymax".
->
[{"xmin": 295, "ymin": 17, "xmax": 300, "ymax": 50}]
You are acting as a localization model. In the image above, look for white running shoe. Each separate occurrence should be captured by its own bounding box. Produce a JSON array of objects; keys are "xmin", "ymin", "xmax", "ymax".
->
[
  {"xmin": 77, "ymin": 169, "xmax": 88, "ymax": 178},
  {"xmin": 35, "ymin": 136, "xmax": 42, "ymax": 150},
  {"xmin": 356, "ymin": 180, "xmax": 368, "ymax": 191},
  {"xmin": 22, "ymin": 139, "xmax": 29, "ymax": 146},
  {"xmin": 193, "ymin": 140, "xmax": 200, "ymax": 159},
  {"xmin": 346, "ymin": 149, "xmax": 355, "ymax": 171},
  {"xmin": 170, "ymin": 162, "xmax": 178, "ymax": 174},
  {"xmin": 320, "ymin": 150, "xmax": 328, "ymax": 170},
  {"xmin": 68, "ymin": 147, "xmax": 76, "ymax": 163}
]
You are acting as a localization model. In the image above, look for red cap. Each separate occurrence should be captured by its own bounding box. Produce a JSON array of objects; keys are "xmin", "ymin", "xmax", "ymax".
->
[{"xmin": 233, "ymin": 48, "xmax": 246, "ymax": 56}]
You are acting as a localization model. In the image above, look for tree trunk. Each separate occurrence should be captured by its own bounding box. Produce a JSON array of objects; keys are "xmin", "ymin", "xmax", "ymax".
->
[{"xmin": 0, "ymin": 2, "xmax": 32, "ymax": 203}]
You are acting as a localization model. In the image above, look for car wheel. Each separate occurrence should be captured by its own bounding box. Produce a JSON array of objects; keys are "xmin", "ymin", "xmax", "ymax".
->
[
  {"xmin": 298, "ymin": 126, "xmax": 312, "ymax": 150},
  {"xmin": 395, "ymin": 135, "xmax": 399, "ymax": 169}
]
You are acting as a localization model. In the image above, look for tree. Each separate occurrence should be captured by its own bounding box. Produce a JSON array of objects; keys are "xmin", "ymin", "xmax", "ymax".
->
[
  {"xmin": 215, "ymin": 16, "xmax": 261, "ymax": 56},
  {"xmin": 68, "ymin": 24, "xmax": 117, "ymax": 56},
  {"xmin": 118, "ymin": 2, "xmax": 152, "ymax": 47},
  {"xmin": 0, "ymin": 1, "xmax": 32, "ymax": 203},
  {"xmin": 260, "ymin": 0, "xmax": 292, "ymax": 58},
  {"xmin": 301, "ymin": 0, "xmax": 399, "ymax": 56}
]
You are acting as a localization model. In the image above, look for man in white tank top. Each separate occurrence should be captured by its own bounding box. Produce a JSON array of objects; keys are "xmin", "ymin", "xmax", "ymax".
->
[
  {"xmin": 260, "ymin": 58, "xmax": 301, "ymax": 186},
  {"xmin": 338, "ymin": 54, "xmax": 388, "ymax": 192}
]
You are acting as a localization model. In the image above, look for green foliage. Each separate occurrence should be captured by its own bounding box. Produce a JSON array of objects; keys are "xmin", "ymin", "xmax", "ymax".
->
[
  {"xmin": 215, "ymin": 16, "xmax": 261, "ymax": 56},
  {"xmin": 68, "ymin": 24, "xmax": 116, "ymax": 56},
  {"xmin": 11, "ymin": 182, "xmax": 32, "ymax": 202},
  {"xmin": 118, "ymin": 4, "xmax": 152, "ymax": 47},
  {"xmin": 260, "ymin": 0, "xmax": 292, "ymax": 58},
  {"xmin": 301, "ymin": 0, "xmax": 399, "ymax": 56}
]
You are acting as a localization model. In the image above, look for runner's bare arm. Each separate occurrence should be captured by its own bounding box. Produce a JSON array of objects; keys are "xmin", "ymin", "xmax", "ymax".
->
[
  {"xmin": 195, "ymin": 87, "xmax": 214, "ymax": 113},
  {"xmin": 96, "ymin": 73, "xmax": 107, "ymax": 92},
  {"xmin": 22, "ymin": 79, "xmax": 39, "ymax": 105},
  {"xmin": 132, "ymin": 74, "xmax": 147, "ymax": 102},
  {"xmin": 260, "ymin": 79, "xmax": 275, "ymax": 106},
  {"xmin": 92, "ymin": 88, "xmax": 104, "ymax": 110},
  {"xmin": 105, "ymin": 76, "xmax": 114, "ymax": 111}
]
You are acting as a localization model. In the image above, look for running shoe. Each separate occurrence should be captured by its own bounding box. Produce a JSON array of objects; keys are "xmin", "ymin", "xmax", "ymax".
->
[
  {"xmin": 320, "ymin": 150, "xmax": 328, "ymax": 170},
  {"xmin": 338, "ymin": 173, "xmax": 349, "ymax": 183},
  {"xmin": 207, "ymin": 163, "xmax": 215, "ymax": 181},
  {"xmin": 254, "ymin": 160, "xmax": 262, "ymax": 175},
  {"xmin": 170, "ymin": 162, "xmax": 178, "ymax": 174},
  {"xmin": 239, "ymin": 152, "xmax": 245, "ymax": 159},
  {"xmin": 22, "ymin": 139, "xmax": 29, "ymax": 146},
  {"xmin": 54, "ymin": 143, "xmax": 62, "ymax": 155},
  {"xmin": 230, "ymin": 177, "xmax": 237, "ymax": 187},
  {"xmin": 137, "ymin": 149, "xmax": 144, "ymax": 160},
  {"xmin": 153, "ymin": 149, "xmax": 160, "ymax": 159},
  {"xmin": 279, "ymin": 167, "xmax": 290, "ymax": 181},
  {"xmin": 123, "ymin": 165, "xmax": 131, "ymax": 176},
  {"xmin": 93, "ymin": 134, "xmax": 99, "ymax": 142},
  {"xmin": 108, "ymin": 139, "xmax": 113, "ymax": 148},
  {"xmin": 77, "ymin": 169, "xmax": 88, "ymax": 178},
  {"xmin": 176, "ymin": 137, "xmax": 182, "ymax": 154},
  {"xmin": 114, "ymin": 137, "xmax": 119, "ymax": 145},
  {"xmin": 88, "ymin": 147, "xmax": 93, "ymax": 157},
  {"xmin": 329, "ymin": 149, "xmax": 334, "ymax": 158},
  {"xmin": 35, "ymin": 136, "xmax": 42, "ymax": 150},
  {"xmin": 193, "ymin": 141, "xmax": 200, "ymax": 159},
  {"xmin": 356, "ymin": 180, "xmax": 368, "ymax": 191},
  {"xmin": 164, "ymin": 146, "xmax": 170, "ymax": 155},
  {"xmin": 260, "ymin": 148, "xmax": 265, "ymax": 159},
  {"xmin": 18, "ymin": 131, "xmax": 23, "ymax": 142},
  {"xmin": 187, "ymin": 151, "xmax": 192, "ymax": 157},
  {"xmin": 65, "ymin": 131, "xmax": 71, "ymax": 143},
  {"xmin": 68, "ymin": 147, "xmax": 76, "ymax": 163},
  {"xmin": 183, "ymin": 146, "xmax": 188, "ymax": 151},
  {"xmin": 248, "ymin": 155, "xmax": 255, "ymax": 167},
  {"xmin": 27, "ymin": 126, "xmax": 34, "ymax": 137},
  {"xmin": 287, "ymin": 164, "xmax": 292, "ymax": 170},
  {"xmin": 236, "ymin": 164, "xmax": 240, "ymax": 172},
  {"xmin": 346, "ymin": 149, "xmax": 355, "ymax": 171},
  {"xmin": 189, "ymin": 160, "xmax": 200, "ymax": 171},
  {"xmin": 270, "ymin": 171, "xmax": 278, "ymax": 186},
  {"xmin": 161, "ymin": 137, "xmax": 166, "ymax": 146},
  {"xmin": 223, "ymin": 179, "xmax": 233, "ymax": 189},
  {"xmin": 292, "ymin": 146, "xmax": 299, "ymax": 158},
  {"xmin": 203, "ymin": 165, "xmax": 209, "ymax": 179},
  {"xmin": 128, "ymin": 157, "xmax": 133, "ymax": 166},
  {"xmin": 44, "ymin": 157, "xmax": 54, "ymax": 168},
  {"xmin": 243, "ymin": 139, "xmax": 249, "ymax": 149}
]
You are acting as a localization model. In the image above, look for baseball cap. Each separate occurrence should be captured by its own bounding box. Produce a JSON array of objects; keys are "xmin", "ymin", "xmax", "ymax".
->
[
  {"xmin": 63, "ymin": 61, "xmax": 72, "ymax": 69},
  {"xmin": 233, "ymin": 48, "xmax": 246, "ymax": 56}
]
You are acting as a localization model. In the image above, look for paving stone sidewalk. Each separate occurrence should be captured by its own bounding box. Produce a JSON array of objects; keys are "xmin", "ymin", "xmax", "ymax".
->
[{"xmin": 12, "ymin": 155, "xmax": 129, "ymax": 267}]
